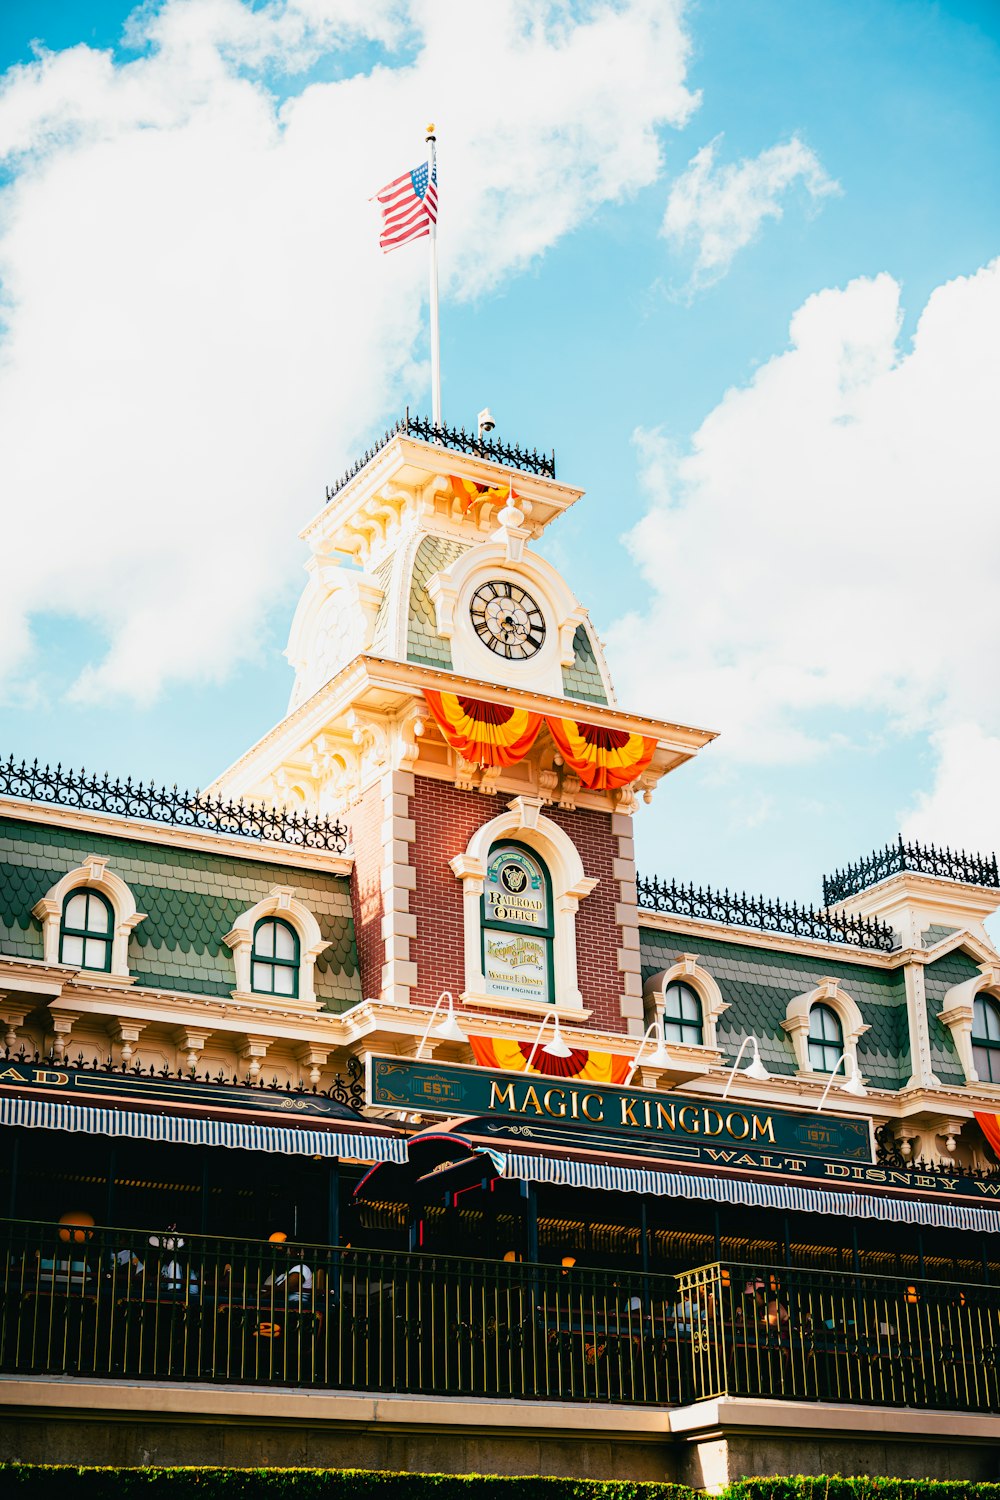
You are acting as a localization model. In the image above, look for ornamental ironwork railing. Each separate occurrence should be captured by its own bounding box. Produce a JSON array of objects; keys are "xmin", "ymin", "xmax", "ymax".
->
[
  {"xmin": 0, "ymin": 755, "xmax": 349, "ymax": 855},
  {"xmin": 823, "ymin": 834, "xmax": 1000, "ymax": 906},
  {"xmin": 675, "ymin": 1260, "xmax": 1000, "ymax": 1413},
  {"xmin": 3, "ymin": 1221, "xmax": 999, "ymax": 1414},
  {"xmin": 636, "ymin": 875, "xmax": 897, "ymax": 952},
  {"xmin": 325, "ymin": 408, "xmax": 556, "ymax": 502}
]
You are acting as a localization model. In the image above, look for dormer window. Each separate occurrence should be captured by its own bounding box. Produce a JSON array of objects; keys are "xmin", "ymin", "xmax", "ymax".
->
[
  {"xmin": 251, "ymin": 917, "xmax": 300, "ymax": 998},
  {"xmin": 59, "ymin": 890, "xmax": 114, "ymax": 972},
  {"xmin": 808, "ymin": 1002, "xmax": 843, "ymax": 1074},
  {"xmin": 662, "ymin": 981, "xmax": 704, "ymax": 1046},
  {"xmin": 972, "ymin": 996, "xmax": 1000, "ymax": 1084}
]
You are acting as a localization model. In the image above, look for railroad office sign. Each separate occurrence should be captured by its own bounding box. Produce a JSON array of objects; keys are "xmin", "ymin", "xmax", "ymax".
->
[{"xmin": 368, "ymin": 1056, "xmax": 874, "ymax": 1165}]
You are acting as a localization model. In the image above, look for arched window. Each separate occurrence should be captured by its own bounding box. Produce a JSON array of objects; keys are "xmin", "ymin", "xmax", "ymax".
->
[
  {"xmin": 59, "ymin": 889, "xmax": 114, "ymax": 972},
  {"xmin": 808, "ymin": 1002, "xmax": 843, "ymax": 1074},
  {"xmin": 251, "ymin": 917, "xmax": 300, "ymax": 998},
  {"xmin": 973, "ymin": 995, "xmax": 1000, "ymax": 1084},
  {"xmin": 481, "ymin": 841, "xmax": 554, "ymax": 1007},
  {"xmin": 662, "ymin": 980, "xmax": 704, "ymax": 1046}
]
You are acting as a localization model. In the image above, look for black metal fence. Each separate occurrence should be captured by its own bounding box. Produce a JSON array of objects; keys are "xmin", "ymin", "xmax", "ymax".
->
[
  {"xmin": 636, "ymin": 875, "xmax": 897, "ymax": 952},
  {"xmin": 674, "ymin": 1260, "xmax": 1000, "ymax": 1413},
  {"xmin": 0, "ymin": 756, "xmax": 349, "ymax": 854},
  {"xmin": 4, "ymin": 1221, "xmax": 999, "ymax": 1413},
  {"xmin": 823, "ymin": 835, "xmax": 1000, "ymax": 905},
  {"xmin": 0, "ymin": 1219, "xmax": 679, "ymax": 1404},
  {"xmin": 325, "ymin": 409, "xmax": 556, "ymax": 503}
]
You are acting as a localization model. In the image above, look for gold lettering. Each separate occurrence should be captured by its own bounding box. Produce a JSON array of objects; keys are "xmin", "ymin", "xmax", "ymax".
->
[
  {"xmin": 703, "ymin": 1108, "xmax": 725, "ymax": 1137},
  {"xmin": 619, "ymin": 1097, "xmax": 639, "ymax": 1128},
  {"xmin": 655, "ymin": 1102, "xmax": 676, "ymax": 1131},
  {"xmin": 543, "ymin": 1088, "xmax": 567, "ymax": 1119},
  {"xmin": 581, "ymin": 1092, "xmax": 604, "ymax": 1123},
  {"xmin": 34, "ymin": 1070, "xmax": 69, "ymax": 1087},
  {"xmin": 783, "ymin": 1158, "xmax": 807, "ymax": 1173},
  {"xmin": 642, "ymin": 1099, "xmax": 652, "ymax": 1128},
  {"xmin": 725, "ymin": 1112, "xmax": 750, "ymax": 1140},
  {"xmin": 705, "ymin": 1149, "xmax": 739, "ymax": 1163},
  {"xmin": 522, "ymin": 1086, "xmax": 543, "ymax": 1115},
  {"xmin": 678, "ymin": 1106, "xmax": 701, "ymax": 1134},
  {"xmin": 751, "ymin": 1114, "xmax": 775, "ymax": 1143},
  {"xmin": 570, "ymin": 1090, "xmax": 580, "ymax": 1121},
  {"xmin": 489, "ymin": 1081, "xmax": 518, "ymax": 1111},
  {"xmin": 864, "ymin": 1168, "xmax": 886, "ymax": 1183},
  {"xmin": 0, "ymin": 1066, "xmax": 24, "ymax": 1082},
  {"xmin": 824, "ymin": 1164, "xmax": 850, "ymax": 1178}
]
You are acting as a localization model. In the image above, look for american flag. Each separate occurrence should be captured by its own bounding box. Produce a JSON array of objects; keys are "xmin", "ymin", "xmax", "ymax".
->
[{"xmin": 375, "ymin": 160, "xmax": 438, "ymax": 252}]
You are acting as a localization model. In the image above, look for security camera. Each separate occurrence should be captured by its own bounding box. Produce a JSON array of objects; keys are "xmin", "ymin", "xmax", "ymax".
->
[{"xmin": 478, "ymin": 407, "xmax": 496, "ymax": 439}]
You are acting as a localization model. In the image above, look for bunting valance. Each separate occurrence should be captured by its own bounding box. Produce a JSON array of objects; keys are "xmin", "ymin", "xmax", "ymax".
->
[
  {"xmin": 423, "ymin": 690, "xmax": 543, "ymax": 767},
  {"xmin": 422, "ymin": 691, "xmax": 657, "ymax": 790},
  {"xmin": 470, "ymin": 1035, "xmax": 630, "ymax": 1086},
  {"xmin": 975, "ymin": 1112, "xmax": 1000, "ymax": 1159},
  {"xmin": 546, "ymin": 717, "xmax": 657, "ymax": 790}
]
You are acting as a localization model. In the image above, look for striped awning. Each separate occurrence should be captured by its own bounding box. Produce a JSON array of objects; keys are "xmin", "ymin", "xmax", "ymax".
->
[
  {"xmin": 502, "ymin": 1150, "xmax": 1000, "ymax": 1235},
  {"xmin": 0, "ymin": 1095, "xmax": 405, "ymax": 1162}
]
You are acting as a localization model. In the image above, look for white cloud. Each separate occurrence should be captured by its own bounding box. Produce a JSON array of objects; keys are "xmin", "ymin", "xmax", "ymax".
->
[
  {"xmin": 662, "ymin": 133, "xmax": 839, "ymax": 287},
  {"xmin": 903, "ymin": 725, "xmax": 1000, "ymax": 862},
  {"xmin": 0, "ymin": 0, "xmax": 698, "ymax": 704},
  {"xmin": 611, "ymin": 260, "xmax": 1000, "ymax": 784}
]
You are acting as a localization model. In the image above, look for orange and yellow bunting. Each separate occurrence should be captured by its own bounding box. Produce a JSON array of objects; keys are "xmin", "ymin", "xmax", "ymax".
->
[
  {"xmin": 451, "ymin": 475, "xmax": 510, "ymax": 515},
  {"xmin": 424, "ymin": 690, "xmax": 543, "ymax": 768},
  {"xmin": 470, "ymin": 1034, "xmax": 631, "ymax": 1085},
  {"xmin": 545, "ymin": 716, "xmax": 657, "ymax": 791},
  {"xmin": 975, "ymin": 1113, "xmax": 1000, "ymax": 1160}
]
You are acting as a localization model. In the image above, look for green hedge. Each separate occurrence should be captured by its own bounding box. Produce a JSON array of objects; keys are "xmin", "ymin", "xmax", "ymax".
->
[
  {"xmin": 726, "ymin": 1484, "xmax": 1000, "ymax": 1500},
  {"xmin": 0, "ymin": 1470, "xmax": 695, "ymax": 1500},
  {"xmin": 3, "ymin": 1475, "xmax": 1000, "ymax": 1500}
]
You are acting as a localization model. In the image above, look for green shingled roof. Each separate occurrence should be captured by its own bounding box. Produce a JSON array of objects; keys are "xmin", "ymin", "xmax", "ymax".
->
[
  {"xmin": 406, "ymin": 534, "xmax": 468, "ymax": 669},
  {"xmin": 924, "ymin": 947, "xmax": 981, "ymax": 1087},
  {"xmin": 0, "ymin": 816, "xmax": 361, "ymax": 1012},
  {"xmin": 562, "ymin": 623, "xmax": 608, "ymax": 705},
  {"xmin": 640, "ymin": 924, "xmax": 912, "ymax": 1090}
]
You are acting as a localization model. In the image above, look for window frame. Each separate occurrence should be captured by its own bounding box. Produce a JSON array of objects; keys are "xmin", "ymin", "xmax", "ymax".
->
[
  {"xmin": 807, "ymin": 1001, "xmax": 844, "ymax": 1074},
  {"xmin": 59, "ymin": 888, "xmax": 114, "ymax": 973},
  {"xmin": 662, "ymin": 979, "xmax": 704, "ymax": 1047},
  {"xmin": 972, "ymin": 994, "xmax": 1000, "ymax": 1085},
  {"xmin": 480, "ymin": 839, "xmax": 556, "ymax": 1008},
  {"xmin": 251, "ymin": 916, "xmax": 301, "ymax": 999}
]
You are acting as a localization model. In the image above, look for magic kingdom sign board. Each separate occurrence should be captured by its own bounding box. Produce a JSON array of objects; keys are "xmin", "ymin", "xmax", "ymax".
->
[{"xmin": 369, "ymin": 1057, "xmax": 1000, "ymax": 1203}]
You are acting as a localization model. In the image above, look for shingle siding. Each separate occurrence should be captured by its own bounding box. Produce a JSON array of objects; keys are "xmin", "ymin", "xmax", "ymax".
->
[
  {"xmin": 561, "ymin": 624, "xmax": 608, "ymax": 706},
  {"xmin": 0, "ymin": 816, "xmax": 361, "ymax": 1011},
  {"xmin": 406, "ymin": 535, "xmax": 468, "ymax": 669},
  {"xmin": 640, "ymin": 924, "xmax": 911, "ymax": 1089},
  {"xmin": 924, "ymin": 947, "xmax": 981, "ymax": 1086}
]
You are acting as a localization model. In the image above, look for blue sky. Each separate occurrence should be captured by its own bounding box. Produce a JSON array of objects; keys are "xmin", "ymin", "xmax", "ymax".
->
[{"xmin": 0, "ymin": 0, "xmax": 998, "ymax": 909}]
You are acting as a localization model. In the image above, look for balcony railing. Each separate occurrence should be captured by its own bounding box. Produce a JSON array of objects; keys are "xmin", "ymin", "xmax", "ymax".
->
[
  {"xmin": 675, "ymin": 1260, "xmax": 1000, "ymax": 1413},
  {"xmin": 3, "ymin": 1221, "xmax": 999, "ymax": 1414},
  {"xmin": 0, "ymin": 1219, "xmax": 678, "ymax": 1406},
  {"xmin": 823, "ymin": 835, "xmax": 1000, "ymax": 906},
  {"xmin": 636, "ymin": 875, "xmax": 897, "ymax": 952}
]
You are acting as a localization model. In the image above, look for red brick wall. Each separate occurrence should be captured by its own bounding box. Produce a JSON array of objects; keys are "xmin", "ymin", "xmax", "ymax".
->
[
  {"xmin": 349, "ymin": 783, "xmax": 384, "ymax": 1001},
  {"xmin": 408, "ymin": 776, "xmax": 626, "ymax": 1033}
]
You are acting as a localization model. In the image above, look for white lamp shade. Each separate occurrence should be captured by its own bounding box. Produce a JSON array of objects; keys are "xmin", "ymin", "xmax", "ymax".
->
[
  {"xmin": 542, "ymin": 1017, "xmax": 573, "ymax": 1058},
  {"xmin": 432, "ymin": 1012, "xmax": 469, "ymax": 1045},
  {"xmin": 840, "ymin": 1072, "xmax": 868, "ymax": 1097},
  {"xmin": 743, "ymin": 1055, "xmax": 770, "ymax": 1083}
]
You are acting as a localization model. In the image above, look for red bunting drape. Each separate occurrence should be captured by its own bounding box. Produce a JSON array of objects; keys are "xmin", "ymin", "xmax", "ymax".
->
[
  {"xmin": 470, "ymin": 1034, "xmax": 631, "ymax": 1085},
  {"xmin": 422, "ymin": 690, "xmax": 658, "ymax": 789},
  {"xmin": 546, "ymin": 716, "xmax": 657, "ymax": 791},
  {"xmin": 423, "ymin": 690, "xmax": 543, "ymax": 767},
  {"xmin": 975, "ymin": 1112, "xmax": 1000, "ymax": 1160}
]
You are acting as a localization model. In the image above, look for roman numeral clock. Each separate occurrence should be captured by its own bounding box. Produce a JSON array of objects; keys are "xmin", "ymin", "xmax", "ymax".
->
[{"xmin": 469, "ymin": 579, "xmax": 547, "ymax": 662}]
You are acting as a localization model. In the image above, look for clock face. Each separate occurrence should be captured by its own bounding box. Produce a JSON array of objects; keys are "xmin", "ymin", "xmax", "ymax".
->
[{"xmin": 469, "ymin": 579, "xmax": 546, "ymax": 660}]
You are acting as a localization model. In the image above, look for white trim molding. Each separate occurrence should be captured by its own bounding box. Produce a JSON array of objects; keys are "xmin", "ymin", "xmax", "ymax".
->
[
  {"xmin": 781, "ymin": 977, "xmax": 869, "ymax": 1080},
  {"xmin": 450, "ymin": 795, "xmax": 598, "ymax": 1014},
  {"xmin": 223, "ymin": 886, "xmax": 332, "ymax": 1009},
  {"xmin": 939, "ymin": 963, "xmax": 1000, "ymax": 1084},
  {"xmin": 32, "ymin": 856, "xmax": 145, "ymax": 980},
  {"xmin": 642, "ymin": 953, "xmax": 729, "ymax": 1053}
]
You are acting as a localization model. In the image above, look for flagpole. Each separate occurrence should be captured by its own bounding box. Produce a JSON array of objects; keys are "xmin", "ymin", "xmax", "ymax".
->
[{"xmin": 426, "ymin": 123, "xmax": 442, "ymax": 427}]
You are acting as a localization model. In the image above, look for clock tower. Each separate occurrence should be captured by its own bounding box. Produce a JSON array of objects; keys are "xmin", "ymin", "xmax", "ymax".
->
[{"xmin": 209, "ymin": 418, "xmax": 715, "ymax": 1048}]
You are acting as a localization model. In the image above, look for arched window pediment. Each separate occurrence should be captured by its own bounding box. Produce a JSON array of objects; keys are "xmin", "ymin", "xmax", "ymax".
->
[
  {"xmin": 642, "ymin": 956, "xmax": 728, "ymax": 1053},
  {"xmin": 224, "ymin": 887, "xmax": 330, "ymax": 1008},
  {"xmin": 32, "ymin": 856, "xmax": 144, "ymax": 980},
  {"xmin": 939, "ymin": 964, "xmax": 1000, "ymax": 1086},
  {"xmin": 782, "ymin": 978, "xmax": 868, "ymax": 1079}
]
